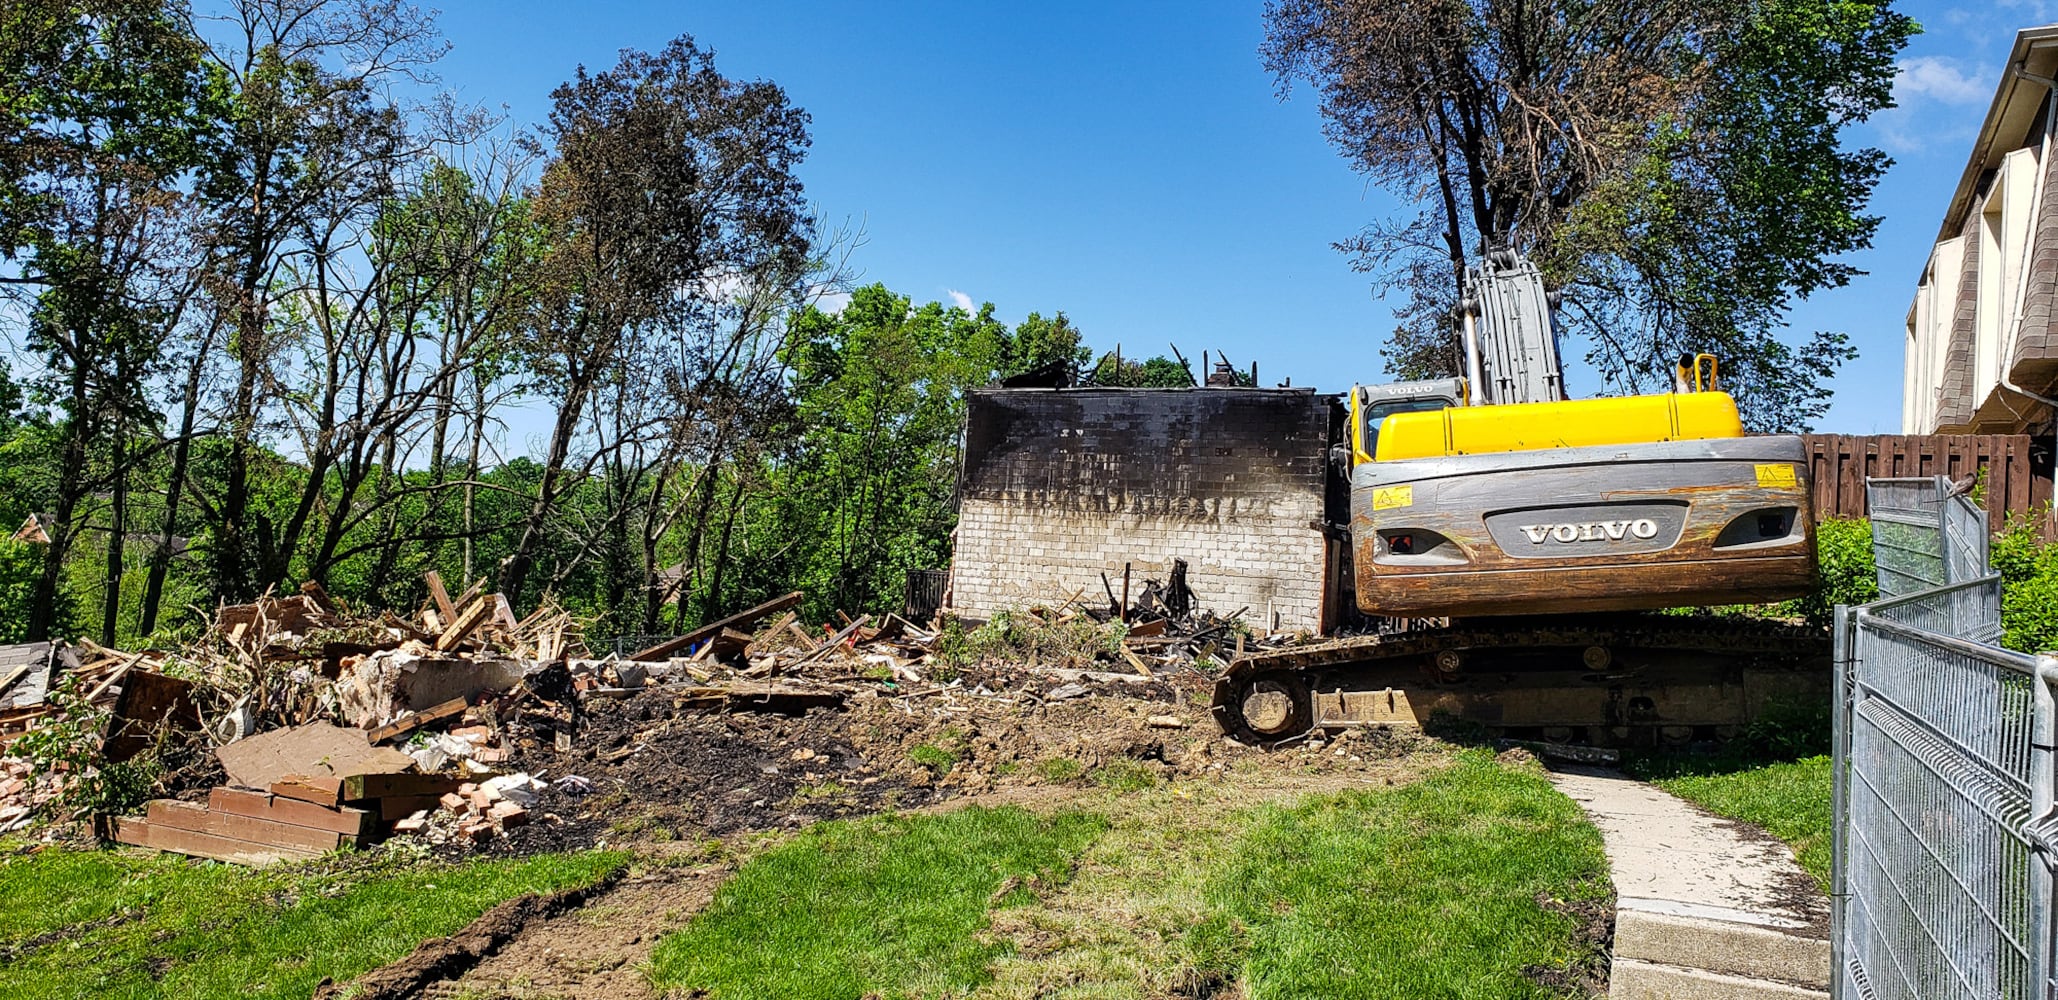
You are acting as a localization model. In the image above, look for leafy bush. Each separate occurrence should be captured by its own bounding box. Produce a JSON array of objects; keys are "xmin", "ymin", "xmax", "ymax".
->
[
  {"xmin": 1785, "ymin": 517, "xmax": 1876, "ymax": 627},
  {"xmin": 935, "ymin": 608, "xmax": 1128, "ymax": 669},
  {"xmin": 1994, "ymin": 513, "xmax": 2058, "ymax": 654}
]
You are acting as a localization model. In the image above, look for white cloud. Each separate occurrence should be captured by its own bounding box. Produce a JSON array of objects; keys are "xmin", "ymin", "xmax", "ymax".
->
[
  {"xmin": 1868, "ymin": 56, "xmax": 1993, "ymax": 154},
  {"xmin": 947, "ymin": 289, "xmax": 975, "ymax": 313},
  {"xmin": 1894, "ymin": 56, "xmax": 1989, "ymax": 106}
]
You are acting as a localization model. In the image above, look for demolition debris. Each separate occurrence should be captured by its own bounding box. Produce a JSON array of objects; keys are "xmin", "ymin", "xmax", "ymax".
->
[{"xmin": 1, "ymin": 568, "xmax": 1314, "ymax": 864}]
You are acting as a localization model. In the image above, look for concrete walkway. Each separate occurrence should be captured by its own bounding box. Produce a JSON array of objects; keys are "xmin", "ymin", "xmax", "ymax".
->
[{"xmin": 1547, "ymin": 765, "xmax": 1832, "ymax": 1000}]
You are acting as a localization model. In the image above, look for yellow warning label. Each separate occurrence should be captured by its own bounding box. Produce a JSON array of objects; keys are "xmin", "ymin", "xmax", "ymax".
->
[
  {"xmin": 1755, "ymin": 464, "xmax": 1798, "ymax": 489},
  {"xmin": 1373, "ymin": 485, "xmax": 1414, "ymax": 511}
]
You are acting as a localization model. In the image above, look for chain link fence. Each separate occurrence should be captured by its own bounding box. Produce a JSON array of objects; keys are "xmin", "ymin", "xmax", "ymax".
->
[{"xmin": 1834, "ymin": 477, "xmax": 2058, "ymax": 999}]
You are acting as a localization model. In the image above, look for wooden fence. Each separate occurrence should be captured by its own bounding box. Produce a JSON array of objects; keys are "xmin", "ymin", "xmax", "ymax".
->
[{"xmin": 1802, "ymin": 434, "xmax": 2052, "ymax": 529}]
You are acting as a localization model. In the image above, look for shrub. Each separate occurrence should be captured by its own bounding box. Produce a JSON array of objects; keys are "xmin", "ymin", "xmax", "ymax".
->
[
  {"xmin": 935, "ymin": 608, "xmax": 1128, "ymax": 669},
  {"xmin": 1995, "ymin": 512, "xmax": 2058, "ymax": 654},
  {"xmin": 1785, "ymin": 518, "xmax": 1876, "ymax": 627}
]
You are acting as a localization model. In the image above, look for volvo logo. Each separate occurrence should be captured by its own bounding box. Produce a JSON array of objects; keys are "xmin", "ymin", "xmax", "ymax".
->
[{"xmin": 1516, "ymin": 519, "xmax": 1660, "ymax": 544}]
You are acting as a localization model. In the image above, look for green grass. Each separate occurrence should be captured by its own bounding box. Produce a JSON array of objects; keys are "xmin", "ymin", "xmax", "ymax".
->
[
  {"xmin": 1034, "ymin": 757, "xmax": 1083, "ymax": 783},
  {"xmin": 649, "ymin": 806, "xmax": 1105, "ymax": 1000},
  {"xmin": 1648, "ymin": 755, "xmax": 1833, "ymax": 889},
  {"xmin": 0, "ymin": 842, "xmax": 626, "ymax": 1000},
  {"xmin": 909, "ymin": 742, "xmax": 961, "ymax": 772},
  {"xmin": 1189, "ymin": 750, "xmax": 1611, "ymax": 999},
  {"xmin": 1089, "ymin": 759, "xmax": 1157, "ymax": 792}
]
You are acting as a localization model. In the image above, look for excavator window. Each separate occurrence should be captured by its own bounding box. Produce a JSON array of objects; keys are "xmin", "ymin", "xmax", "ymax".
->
[{"xmin": 1361, "ymin": 399, "xmax": 1450, "ymax": 463}]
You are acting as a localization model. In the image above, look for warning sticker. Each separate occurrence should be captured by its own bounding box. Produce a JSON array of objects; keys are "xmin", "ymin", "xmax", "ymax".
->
[
  {"xmin": 1373, "ymin": 485, "xmax": 1414, "ymax": 511},
  {"xmin": 1755, "ymin": 464, "xmax": 1798, "ymax": 489}
]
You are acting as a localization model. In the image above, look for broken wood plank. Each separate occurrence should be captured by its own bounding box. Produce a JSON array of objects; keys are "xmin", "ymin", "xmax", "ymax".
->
[
  {"xmin": 1121, "ymin": 647, "xmax": 1156, "ymax": 680},
  {"xmin": 366, "ymin": 697, "xmax": 469, "ymax": 745},
  {"xmin": 434, "ymin": 598, "xmax": 495, "ymax": 653},
  {"xmin": 627, "ymin": 591, "xmax": 806, "ymax": 662},
  {"xmin": 209, "ymin": 786, "xmax": 375, "ymax": 838},
  {"xmin": 492, "ymin": 594, "xmax": 520, "ymax": 633},
  {"xmin": 339, "ymin": 772, "xmax": 461, "ymax": 803},
  {"xmin": 110, "ymin": 815, "xmax": 319, "ymax": 866},
  {"xmin": 1124, "ymin": 619, "xmax": 1167, "ymax": 639},
  {"xmin": 794, "ymin": 614, "xmax": 871, "ymax": 666},
  {"xmin": 424, "ymin": 570, "xmax": 457, "ymax": 621},
  {"xmin": 147, "ymin": 799, "xmax": 345, "ymax": 853},
  {"xmin": 272, "ymin": 775, "xmax": 344, "ymax": 806},
  {"xmin": 747, "ymin": 611, "xmax": 799, "ymax": 655}
]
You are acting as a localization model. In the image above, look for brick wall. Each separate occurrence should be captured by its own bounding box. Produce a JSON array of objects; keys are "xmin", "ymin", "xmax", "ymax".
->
[{"xmin": 951, "ymin": 388, "xmax": 1337, "ymax": 632}]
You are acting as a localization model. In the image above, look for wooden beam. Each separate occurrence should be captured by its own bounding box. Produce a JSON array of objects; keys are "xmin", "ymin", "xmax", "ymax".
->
[
  {"xmin": 424, "ymin": 570, "xmax": 456, "ymax": 621},
  {"xmin": 627, "ymin": 591, "xmax": 806, "ymax": 662},
  {"xmin": 365, "ymin": 697, "xmax": 469, "ymax": 745},
  {"xmin": 434, "ymin": 598, "xmax": 494, "ymax": 653}
]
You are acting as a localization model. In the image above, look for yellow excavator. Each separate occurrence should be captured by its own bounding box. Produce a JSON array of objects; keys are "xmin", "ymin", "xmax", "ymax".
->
[{"xmin": 1212, "ymin": 252, "xmax": 1824, "ymax": 746}]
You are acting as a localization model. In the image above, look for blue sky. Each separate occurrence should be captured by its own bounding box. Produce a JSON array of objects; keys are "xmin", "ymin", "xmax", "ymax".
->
[
  {"xmin": 388, "ymin": 3, "xmax": 2058, "ymax": 433},
  {"xmin": 0, "ymin": 2, "xmax": 2030, "ymax": 467}
]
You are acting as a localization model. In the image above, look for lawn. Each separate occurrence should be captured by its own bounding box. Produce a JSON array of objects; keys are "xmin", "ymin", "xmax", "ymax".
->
[
  {"xmin": 649, "ymin": 805, "xmax": 1107, "ymax": 1000},
  {"xmin": 1647, "ymin": 755, "xmax": 1833, "ymax": 888},
  {"xmin": 0, "ymin": 841, "xmax": 626, "ymax": 1000},
  {"xmin": 1190, "ymin": 750, "xmax": 1612, "ymax": 999},
  {"xmin": 651, "ymin": 749, "xmax": 1614, "ymax": 1000}
]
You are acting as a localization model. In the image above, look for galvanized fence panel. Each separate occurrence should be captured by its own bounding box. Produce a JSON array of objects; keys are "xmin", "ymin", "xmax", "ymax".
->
[
  {"xmin": 1866, "ymin": 476, "xmax": 1990, "ymax": 600},
  {"xmin": 1836, "ymin": 476, "xmax": 2057, "ymax": 1000}
]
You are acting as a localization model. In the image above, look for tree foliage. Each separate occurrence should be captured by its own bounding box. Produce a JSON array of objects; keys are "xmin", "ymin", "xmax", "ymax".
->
[{"xmin": 1263, "ymin": 0, "xmax": 1914, "ymax": 429}]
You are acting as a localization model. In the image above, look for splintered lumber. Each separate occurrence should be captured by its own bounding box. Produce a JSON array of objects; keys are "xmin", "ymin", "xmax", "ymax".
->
[
  {"xmin": 747, "ymin": 611, "xmax": 799, "ymax": 654},
  {"xmin": 794, "ymin": 614, "xmax": 871, "ymax": 666},
  {"xmin": 435, "ymin": 598, "xmax": 495, "ymax": 653},
  {"xmin": 493, "ymin": 594, "xmax": 520, "ymax": 633},
  {"xmin": 0, "ymin": 664, "xmax": 28, "ymax": 700},
  {"xmin": 711, "ymin": 628, "xmax": 755, "ymax": 658},
  {"xmin": 103, "ymin": 671, "xmax": 200, "ymax": 765},
  {"xmin": 628, "ymin": 591, "xmax": 806, "ymax": 662},
  {"xmin": 1124, "ymin": 619, "xmax": 1168, "ymax": 639},
  {"xmin": 1121, "ymin": 647, "xmax": 1156, "ymax": 680},
  {"xmin": 111, "ymin": 815, "xmax": 319, "ymax": 866},
  {"xmin": 366, "ymin": 697, "xmax": 468, "ymax": 745},
  {"xmin": 424, "ymin": 570, "xmax": 457, "ymax": 621}
]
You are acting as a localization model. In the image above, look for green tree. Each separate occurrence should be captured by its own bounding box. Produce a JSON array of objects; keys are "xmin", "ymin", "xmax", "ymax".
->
[
  {"xmin": 1001, "ymin": 311, "xmax": 1092, "ymax": 380},
  {"xmin": 778, "ymin": 285, "xmax": 1002, "ymax": 615},
  {"xmin": 1263, "ymin": 0, "xmax": 1914, "ymax": 429},
  {"xmin": 1090, "ymin": 354, "xmax": 1195, "ymax": 387},
  {"xmin": 0, "ymin": 0, "xmax": 214, "ymax": 641}
]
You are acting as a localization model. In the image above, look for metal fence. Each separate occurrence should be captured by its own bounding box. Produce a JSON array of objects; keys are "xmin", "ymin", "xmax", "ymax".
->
[{"xmin": 1834, "ymin": 478, "xmax": 2058, "ymax": 999}]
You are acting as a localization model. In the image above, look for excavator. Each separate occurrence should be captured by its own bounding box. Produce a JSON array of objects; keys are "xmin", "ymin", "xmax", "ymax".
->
[{"xmin": 1212, "ymin": 252, "xmax": 1827, "ymax": 746}]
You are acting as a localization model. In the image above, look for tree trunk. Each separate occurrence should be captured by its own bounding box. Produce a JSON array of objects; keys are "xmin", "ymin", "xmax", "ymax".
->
[
  {"xmin": 140, "ymin": 338, "xmax": 210, "ymax": 636},
  {"xmin": 100, "ymin": 427, "xmax": 127, "ymax": 646}
]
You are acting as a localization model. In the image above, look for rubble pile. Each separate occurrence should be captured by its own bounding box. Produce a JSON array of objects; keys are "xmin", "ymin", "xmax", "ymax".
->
[{"xmin": 2, "ymin": 573, "xmax": 1318, "ymax": 864}]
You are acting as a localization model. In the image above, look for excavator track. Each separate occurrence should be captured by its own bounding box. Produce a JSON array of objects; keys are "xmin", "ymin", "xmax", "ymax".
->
[{"xmin": 1211, "ymin": 614, "xmax": 1830, "ymax": 747}]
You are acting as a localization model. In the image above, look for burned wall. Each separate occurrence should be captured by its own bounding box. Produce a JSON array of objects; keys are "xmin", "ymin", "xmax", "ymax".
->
[{"xmin": 951, "ymin": 388, "xmax": 1337, "ymax": 632}]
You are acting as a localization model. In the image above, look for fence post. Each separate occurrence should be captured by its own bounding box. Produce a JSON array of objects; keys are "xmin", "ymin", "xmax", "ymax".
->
[
  {"xmin": 1831, "ymin": 603, "xmax": 1856, "ymax": 999},
  {"xmin": 2035, "ymin": 656, "xmax": 2058, "ymax": 1000}
]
